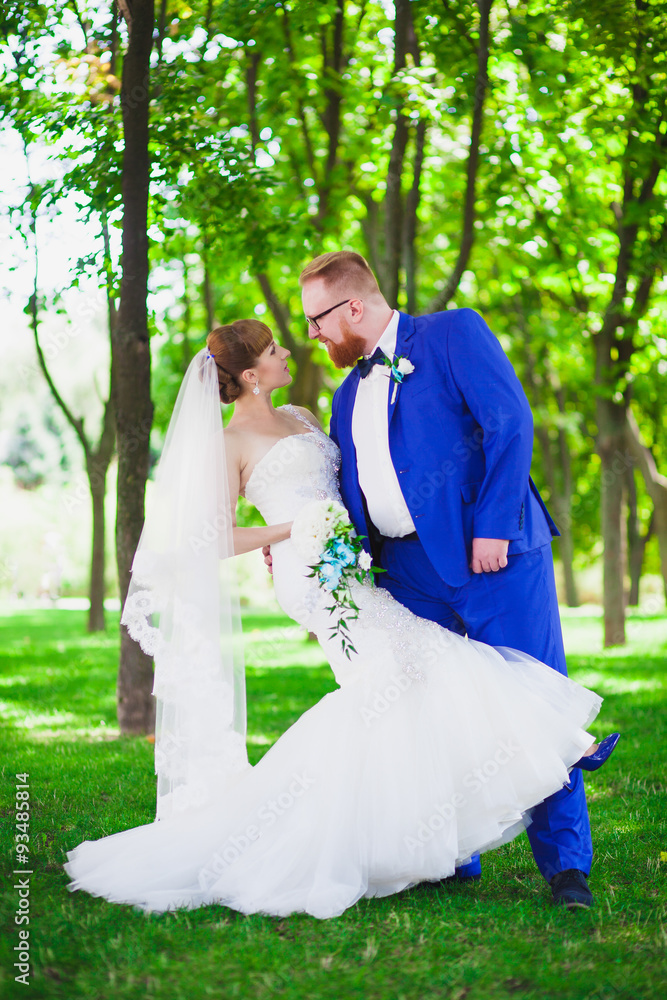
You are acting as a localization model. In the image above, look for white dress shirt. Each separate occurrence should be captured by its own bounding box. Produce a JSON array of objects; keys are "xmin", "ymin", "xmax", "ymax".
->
[{"xmin": 351, "ymin": 310, "xmax": 416, "ymax": 538}]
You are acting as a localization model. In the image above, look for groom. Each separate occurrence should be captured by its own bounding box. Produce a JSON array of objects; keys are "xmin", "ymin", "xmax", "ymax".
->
[{"xmin": 298, "ymin": 250, "xmax": 594, "ymax": 909}]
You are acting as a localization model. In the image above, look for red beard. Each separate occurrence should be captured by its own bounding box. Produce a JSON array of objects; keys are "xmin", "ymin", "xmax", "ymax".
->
[{"xmin": 326, "ymin": 319, "xmax": 368, "ymax": 369}]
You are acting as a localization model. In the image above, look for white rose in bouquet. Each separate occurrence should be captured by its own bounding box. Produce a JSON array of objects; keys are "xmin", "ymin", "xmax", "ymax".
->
[
  {"xmin": 358, "ymin": 551, "xmax": 372, "ymax": 571},
  {"xmin": 291, "ymin": 499, "xmax": 351, "ymax": 563}
]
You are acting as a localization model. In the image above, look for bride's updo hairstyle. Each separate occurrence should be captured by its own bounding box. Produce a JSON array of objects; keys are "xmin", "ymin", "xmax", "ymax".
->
[{"xmin": 206, "ymin": 320, "xmax": 273, "ymax": 404}]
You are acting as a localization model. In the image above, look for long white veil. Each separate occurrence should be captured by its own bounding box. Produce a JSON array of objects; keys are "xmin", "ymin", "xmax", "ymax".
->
[{"xmin": 121, "ymin": 347, "xmax": 248, "ymax": 820}]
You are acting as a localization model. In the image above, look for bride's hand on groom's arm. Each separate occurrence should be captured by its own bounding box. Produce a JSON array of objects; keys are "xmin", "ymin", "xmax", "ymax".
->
[
  {"xmin": 471, "ymin": 538, "xmax": 509, "ymax": 574},
  {"xmin": 262, "ymin": 544, "xmax": 273, "ymax": 575},
  {"xmin": 261, "ymin": 522, "xmax": 293, "ymax": 574}
]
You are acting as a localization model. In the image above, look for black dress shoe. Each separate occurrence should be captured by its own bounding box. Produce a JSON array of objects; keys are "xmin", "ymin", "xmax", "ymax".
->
[{"xmin": 550, "ymin": 868, "xmax": 593, "ymax": 909}]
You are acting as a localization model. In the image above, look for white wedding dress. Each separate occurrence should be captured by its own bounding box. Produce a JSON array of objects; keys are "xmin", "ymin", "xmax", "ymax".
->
[{"xmin": 65, "ymin": 406, "xmax": 602, "ymax": 919}]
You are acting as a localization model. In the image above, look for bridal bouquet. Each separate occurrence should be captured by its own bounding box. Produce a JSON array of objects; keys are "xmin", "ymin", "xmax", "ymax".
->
[{"xmin": 290, "ymin": 499, "xmax": 381, "ymax": 657}]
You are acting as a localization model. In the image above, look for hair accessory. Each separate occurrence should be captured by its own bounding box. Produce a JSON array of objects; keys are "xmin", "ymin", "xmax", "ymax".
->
[{"xmin": 206, "ymin": 349, "xmax": 215, "ymax": 360}]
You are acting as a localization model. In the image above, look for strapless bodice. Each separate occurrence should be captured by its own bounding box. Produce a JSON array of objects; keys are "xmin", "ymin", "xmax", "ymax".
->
[{"xmin": 244, "ymin": 405, "xmax": 343, "ymax": 524}]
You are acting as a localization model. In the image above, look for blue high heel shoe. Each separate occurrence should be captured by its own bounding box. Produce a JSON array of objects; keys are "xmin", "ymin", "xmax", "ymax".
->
[{"xmin": 572, "ymin": 733, "xmax": 620, "ymax": 771}]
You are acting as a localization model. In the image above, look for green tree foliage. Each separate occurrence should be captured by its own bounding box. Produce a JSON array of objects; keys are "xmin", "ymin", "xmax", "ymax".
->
[{"xmin": 1, "ymin": 0, "xmax": 665, "ymax": 640}]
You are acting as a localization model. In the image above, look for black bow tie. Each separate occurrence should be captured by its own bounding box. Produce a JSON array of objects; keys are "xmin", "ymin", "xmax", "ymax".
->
[{"xmin": 357, "ymin": 348, "xmax": 386, "ymax": 379}]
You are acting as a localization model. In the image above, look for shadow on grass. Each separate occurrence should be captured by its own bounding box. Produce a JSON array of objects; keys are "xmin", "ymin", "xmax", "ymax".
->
[{"xmin": 0, "ymin": 608, "xmax": 666, "ymax": 1000}]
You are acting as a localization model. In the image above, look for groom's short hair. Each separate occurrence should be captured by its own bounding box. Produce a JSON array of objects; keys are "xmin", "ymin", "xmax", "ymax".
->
[{"xmin": 299, "ymin": 251, "xmax": 381, "ymax": 298}]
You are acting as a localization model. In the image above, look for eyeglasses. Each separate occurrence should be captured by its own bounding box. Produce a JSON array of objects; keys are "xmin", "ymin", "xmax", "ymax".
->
[{"xmin": 304, "ymin": 299, "xmax": 351, "ymax": 331}]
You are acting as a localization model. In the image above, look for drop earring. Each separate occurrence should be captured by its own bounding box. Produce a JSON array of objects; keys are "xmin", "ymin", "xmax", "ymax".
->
[{"xmin": 253, "ymin": 380, "xmax": 260, "ymax": 396}]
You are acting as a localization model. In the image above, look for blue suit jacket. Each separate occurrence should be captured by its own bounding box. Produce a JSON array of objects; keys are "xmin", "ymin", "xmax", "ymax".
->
[{"xmin": 329, "ymin": 309, "xmax": 558, "ymax": 587}]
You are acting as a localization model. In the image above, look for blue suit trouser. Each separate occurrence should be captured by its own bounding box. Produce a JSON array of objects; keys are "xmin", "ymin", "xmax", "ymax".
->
[{"xmin": 378, "ymin": 537, "xmax": 593, "ymax": 884}]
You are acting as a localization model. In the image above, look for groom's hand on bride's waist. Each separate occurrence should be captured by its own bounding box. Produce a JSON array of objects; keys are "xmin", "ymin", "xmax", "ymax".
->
[
  {"xmin": 262, "ymin": 544, "xmax": 273, "ymax": 575},
  {"xmin": 471, "ymin": 538, "xmax": 509, "ymax": 574}
]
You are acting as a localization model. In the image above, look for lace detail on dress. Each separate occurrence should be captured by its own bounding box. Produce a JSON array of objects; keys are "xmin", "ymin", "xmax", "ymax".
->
[
  {"xmin": 345, "ymin": 579, "xmax": 429, "ymax": 683},
  {"xmin": 281, "ymin": 405, "xmax": 342, "ymax": 501},
  {"xmin": 279, "ymin": 403, "xmax": 312, "ymax": 429}
]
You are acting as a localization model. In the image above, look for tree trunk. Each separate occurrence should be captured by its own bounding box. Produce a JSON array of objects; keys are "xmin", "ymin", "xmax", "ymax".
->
[
  {"xmin": 381, "ymin": 0, "xmax": 420, "ymax": 306},
  {"xmin": 315, "ymin": 0, "xmax": 345, "ymax": 230},
  {"xmin": 555, "ymin": 396, "xmax": 579, "ymax": 608},
  {"xmin": 113, "ymin": 0, "xmax": 155, "ymax": 734},
  {"xmin": 83, "ymin": 438, "xmax": 115, "ymax": 633},
  {"xmin": 533, "ymin": 426, "xmax": 579, "ymax": 608},
  {"xmin": 202, "ymin": 243, "xmax": 215, "ymax": 331},
  {"xmin": 86, "ymin": 391, "xmax": 115, "ymax": 633},
  {"xmin": 625, "ymin": 410, "xmax": 667, "ymax": 603},
  {"xmin": 289, "ymin": 344, "xmax": 324, "ymax": 413},
  {"xmin": 625, "ymin": 467, "xmax": 643, "ymax": 606},
  {"xmin": 655, "ymin": 507, "xmax": 667, "ymax": 604},
  {"xmin": 88, "ymin": 462, "xmax": 108, "ymax": 631},
  {"xmin": 558, "ymin": 526, "xmax": 579, "ymax": 608},
  {"xmin": 404, "ymin": 120, "xmax": 426, "ymax": 315},
  {"xmin": 589, "ymin": 45, "xmax": 667, "ymax": 639},
  {"xmin": 596, "ymin": 396, "xmax": 628, "ymax": 646},
  {"xmin": 256, "ymin": 272, "xmax": 324, "ymax": 412},
  {"xmin": 429, "ymin": 0, "xmax": 493, "ymax": 311},
  {"xmin": 516, "ymin": 307, "xmax": 579, "ymax": 606}
]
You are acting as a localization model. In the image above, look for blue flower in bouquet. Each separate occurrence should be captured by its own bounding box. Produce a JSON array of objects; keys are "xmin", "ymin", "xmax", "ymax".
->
[
  {"xmin": 319, "ymin": 561, "xmax": 343, "ymax": 591},
  {"xmin": 290, "ymin": 499, "xmax": 384, "ymax": 658},
  {"xmin": 320, "ymin": 549, "xmax": 341, "ymax": 567},
  {"xmin": 327, "ymin": 538, "xmax": 357, "ymax": 567}
]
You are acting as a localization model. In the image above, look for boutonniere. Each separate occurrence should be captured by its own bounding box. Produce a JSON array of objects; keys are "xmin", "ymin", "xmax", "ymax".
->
[{"xmin": 383, "ymin": 354, "xmax": 415, "ymax": 402}]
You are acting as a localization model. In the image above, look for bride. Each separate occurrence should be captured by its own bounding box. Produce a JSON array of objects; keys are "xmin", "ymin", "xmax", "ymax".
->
[{"xmin": 64, "ymin": 319, "xmax": 617, "ymax": 919}]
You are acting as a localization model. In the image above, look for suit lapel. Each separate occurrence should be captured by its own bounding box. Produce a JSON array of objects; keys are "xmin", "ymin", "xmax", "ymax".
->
[
  {"xmin": 342, "ymin": 367, "xmax": 360, "ymax": 430},
  {"xmin": 338, "ymin": 367, "xmax": 361, "ymax": 474},
  {"xmin": 387, "ymin": 312, "xmax": 416, "ymax": 427}
]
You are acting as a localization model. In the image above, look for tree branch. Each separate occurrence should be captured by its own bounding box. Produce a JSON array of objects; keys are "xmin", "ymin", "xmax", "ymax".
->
[
  {"xmin": 357, "ymin": 191, "xmax": 383, "ymax": 279},
  {"xmin": 31, "ymin": 292, "xmax": 89, "ymax": 457},
  {"xmin": 246, "ymin": 48, "xmax": 262, "ymax": 154},
  {"xmin": 625, "ymin": 408, "xmax": 667, "ymax": 494},
  {"xmin": 281, "ymin": 7, "xmax": 316, "ymax": 180},
  {"xmin": 20, "ymin": 136, "xmax": 90, "ymax": 456},
  {"xmin": 116, "ymin": 0, "xmax": 132, "ymax": 29},
  {"xmin": 155, "ymin": 0, "xmax": 167, "ymax": 64},
  {"xmin": 382, "ymin": 0, "xmax": 412, "ymax": 305},
  {"xmin": 316, "ymin": 0, "xmax": 346, "ymax": 228},
  {"xmin": 429, "ymin": 0, "xmax": 493, "ymax": 311},
  {"xmin": 403, "ymin": 119, "xmax": 427, "ymax": 314},
  {"xmin": 68, "ymin": 0, "xmax": 90, "ymax": 48},
  {"xmin": 109, "ymin": 0, "xmax": 119, "ymax": 77},
  {"xmin": 632, "ymin": 217, "xmax": 667, "ymax": 318},
  {"xmin": 204, "ymin": 0, "xmax": 214, "ymax": 43},
  {"xmin": 256, "ymin": 272, "xmax": 298, "ymax": 353}
]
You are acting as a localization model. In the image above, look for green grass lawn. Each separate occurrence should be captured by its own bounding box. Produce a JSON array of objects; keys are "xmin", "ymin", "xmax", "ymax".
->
[{"xmin": 0, "ymin": 606, "xmax": 666, "ymax": 1000}]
